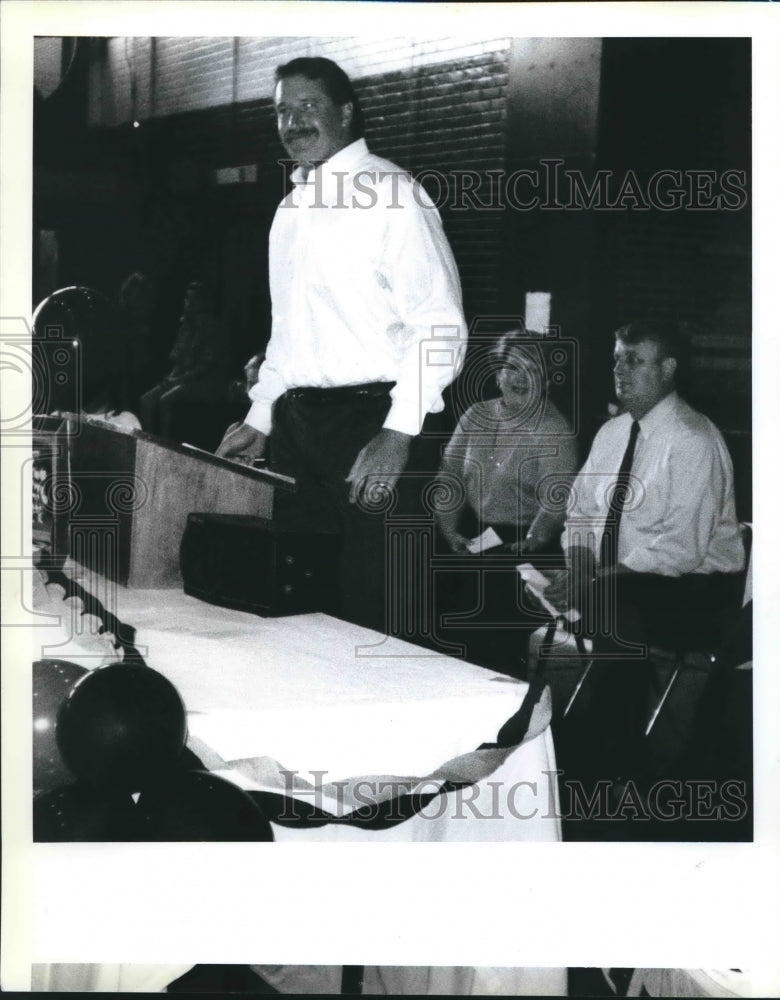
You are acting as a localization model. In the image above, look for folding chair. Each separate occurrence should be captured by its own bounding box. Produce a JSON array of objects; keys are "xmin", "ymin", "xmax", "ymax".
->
[
  {"xmin": 644, "ymin": 522, "xmax": 752, "ymax": 738},
  {"xmin": 527, "ymin": 523, "xmax": 752, "ymax": 742}
]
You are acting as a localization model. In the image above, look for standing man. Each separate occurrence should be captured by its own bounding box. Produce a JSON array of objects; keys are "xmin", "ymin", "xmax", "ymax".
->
[
  {"xmin": 539, "ymin": 320, "xmax": 745, "ymax": 778},
  {"xmin": 217, "ymin": 57, "xmax": 466, "ymax": 632}
]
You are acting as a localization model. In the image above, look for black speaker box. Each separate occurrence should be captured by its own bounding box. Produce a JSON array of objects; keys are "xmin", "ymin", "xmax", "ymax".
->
[{"xmin": 180, "ymin": 513, "xmax": 340, "ymax": 617}]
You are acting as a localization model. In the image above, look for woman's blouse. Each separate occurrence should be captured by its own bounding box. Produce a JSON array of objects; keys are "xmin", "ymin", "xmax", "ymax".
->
[{"xmin": 440, "ymin": 396, "xmax": 578, "ymax": 530}]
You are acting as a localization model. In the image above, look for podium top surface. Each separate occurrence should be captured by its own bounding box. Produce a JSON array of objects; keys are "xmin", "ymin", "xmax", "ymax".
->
[{"xmin": 33, "ymin": 413, "xmax": 296, "ymax": 491}]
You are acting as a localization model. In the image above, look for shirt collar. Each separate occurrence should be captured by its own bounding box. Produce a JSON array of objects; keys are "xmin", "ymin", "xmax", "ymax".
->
[
  {"xmin": 291, "ymin": 138, "xmax": 369, "ymax": 204},
  {"xmin": 634, "ymin": 390, "xmax": 679, "ymax": 437}
]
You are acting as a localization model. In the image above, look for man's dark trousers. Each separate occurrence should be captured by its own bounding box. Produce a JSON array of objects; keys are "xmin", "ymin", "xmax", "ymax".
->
[
  {"xmin": 570, "ymin": 570, "xmax": 744, "ymax": 780},
  {"xmin": 268, "ymin": 384, "xmax": 397, "ymax": 634}
]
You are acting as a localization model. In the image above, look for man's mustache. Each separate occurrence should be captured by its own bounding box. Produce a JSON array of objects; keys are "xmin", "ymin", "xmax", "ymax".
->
[{"xmin": 283, "ymin": 128, "xmax": 318, "ymax": 141}]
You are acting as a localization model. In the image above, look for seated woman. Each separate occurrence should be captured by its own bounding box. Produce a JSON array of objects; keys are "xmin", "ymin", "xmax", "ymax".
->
[
  {"xmin": 140, "ymin": 281, "xmax": 225, "ymax": 439},
  {"xmin": 437, "ymin": 330, "xmax": 578, "ymax": 556},
  {"xmin": 433, "ymin": 330, "xmax": 579, "ymax": 673}
]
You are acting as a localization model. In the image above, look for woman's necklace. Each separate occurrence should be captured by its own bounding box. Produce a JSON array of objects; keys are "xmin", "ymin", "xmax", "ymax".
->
[
  {"xmin": 489, "ymin": 398, "xmax": 541, "ymax": 467},
  {"xmin": 490, "ymin": 400, "xmax": 514, "ymax": 468}
]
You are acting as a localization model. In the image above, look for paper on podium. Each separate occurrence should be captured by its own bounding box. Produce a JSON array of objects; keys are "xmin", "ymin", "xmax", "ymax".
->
[
  {"xmin": 466, "ymin": 526, "xmax": 503, "ymax": 554},
  {"xmin": 517, "ymin": 563, "xmax": 581, "ymax": 623}
]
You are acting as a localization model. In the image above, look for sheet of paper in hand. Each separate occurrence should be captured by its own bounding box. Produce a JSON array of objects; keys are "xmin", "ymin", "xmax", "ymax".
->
[
  {"xmin": 517, "ymin": 563, "xmax": 581, "ymax": 623},
  {"xmin": 466, "ymin": 526, "xmax": 503, "ymax": 554}
]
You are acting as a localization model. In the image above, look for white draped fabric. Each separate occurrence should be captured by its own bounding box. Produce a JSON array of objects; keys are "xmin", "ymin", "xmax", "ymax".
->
[{"xmin": 31, "ymin": 562, "xmax": 565, "ymax": 993}]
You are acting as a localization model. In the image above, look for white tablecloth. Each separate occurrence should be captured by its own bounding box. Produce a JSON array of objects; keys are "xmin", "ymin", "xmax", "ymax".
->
[
  {"xmin": 33, "ymin": 564, "xmax": 560, "ymax": 838},
  {"xmin": 30, "ymin": 562, "xmax": 564, "ymax": 994}
]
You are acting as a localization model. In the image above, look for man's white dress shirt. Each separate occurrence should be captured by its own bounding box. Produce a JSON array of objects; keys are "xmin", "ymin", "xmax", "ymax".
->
[
  {"xmin": 245, "ymin": 138, "xmax": 466, "ymax": 438},
  {"xmin": 564, "ymin": 392, "xmax": 744, "ymax": 576}
]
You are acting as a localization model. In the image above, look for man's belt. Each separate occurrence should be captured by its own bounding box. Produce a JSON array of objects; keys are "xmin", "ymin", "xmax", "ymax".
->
[{"xmin": 285, "ymin": 381, "xmax": 395, "ymax": 404}]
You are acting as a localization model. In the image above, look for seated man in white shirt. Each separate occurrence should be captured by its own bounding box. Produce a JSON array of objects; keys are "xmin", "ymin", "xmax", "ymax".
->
[
  {"xmin": 539, "ymin": 319, "xmax": 745, "ymax": 780},
  {"xmin": 217, "ymin": 57, "xmax": 466, "ymax": 632}
]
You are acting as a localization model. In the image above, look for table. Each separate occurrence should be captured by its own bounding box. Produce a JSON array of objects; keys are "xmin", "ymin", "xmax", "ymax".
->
[{"xmin": 31, "ymin": 559, "xmax": 565, "ymax": 994}]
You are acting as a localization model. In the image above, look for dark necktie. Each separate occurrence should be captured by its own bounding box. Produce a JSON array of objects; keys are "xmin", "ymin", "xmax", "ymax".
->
[{"xmin": 599, "ymin": 419, "xmax": 640, "ymax": 570}]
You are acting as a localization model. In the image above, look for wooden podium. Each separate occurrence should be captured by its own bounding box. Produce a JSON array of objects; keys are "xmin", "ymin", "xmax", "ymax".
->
[{"xmin": 34, "ymin": 415, "xmax": 295, "ymax": 589}]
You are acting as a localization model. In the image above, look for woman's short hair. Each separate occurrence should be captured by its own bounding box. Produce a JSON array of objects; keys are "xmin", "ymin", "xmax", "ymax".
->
[{"xmin": 491, "ymin": 328, "xmax": 549, "ymax": 381}]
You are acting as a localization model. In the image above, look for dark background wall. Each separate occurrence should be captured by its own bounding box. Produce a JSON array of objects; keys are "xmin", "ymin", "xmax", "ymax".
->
[
  {"xmin": 595, "ymin": 38, "xmax": 751, "ymax": 518},
  {"xmin": 33, "ymin": 35, "xmax": 751, "ymax": 516}
]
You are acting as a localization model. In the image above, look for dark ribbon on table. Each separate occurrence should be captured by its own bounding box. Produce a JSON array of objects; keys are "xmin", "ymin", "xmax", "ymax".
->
[
  {"xmin": 39, "ymin": 556, "xmax": 552, "ymax": 833},
  {"xmin": 243, "ymin": 671, "xmax": 551, "ymax": 830},
  {"xmin": 37, "ymin": 552, "xmax": 145, "ymax": 664},
  {"xmin": 247, "ymin": 784, "xmax": 471, "ymax": 830}
]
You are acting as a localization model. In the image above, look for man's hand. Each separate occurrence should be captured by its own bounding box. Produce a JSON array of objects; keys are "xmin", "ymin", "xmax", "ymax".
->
[
  {"xmin": 442, "ymin": 530, "xmax": 471, "ymax": 554},
  {"xmin": 548, "ymin": 545, "xmax": 597, "ymax": 613},
  {"xmin": 215, "ymin": 423, "xmax": 268, "ymax": 464},
  {"xmin": 522, "ymin": 546, "xmax": 596, "ymax": 618},
  {"xmin": 519, "ymin": 567, "xmax": 566, "ymax": 617},
  {"xmin": 505, "ymin": 538, "xmax": 534, "ymax": 557},
  {"xmin": 347, "ymin": 428, "xmax": 411, "ymax": 505},
  {"xmin": 523, "ymin": 508, "xmax": 567, "ymax": 554},
  {"xmin": 541, "ymin": 568, "xmax": 571, "ymax": 612}
]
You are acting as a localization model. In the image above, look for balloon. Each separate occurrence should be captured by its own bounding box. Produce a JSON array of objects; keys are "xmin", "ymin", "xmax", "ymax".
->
[
  {"xmin": 56, "ymin": 663, "xmax": 187, "ymax": 792},
  {"xmin": 33, "ymin": 784, "xmax": 142, "ymax": 842},
  {"xmin": 33, "ymin": 658, "xmax": 88, "ymax": 793},
  {"xmin": 137, "ymin": 770, "xmax": 274, "ymax": 842},
  {"xmin": 32, "ymin": 286, "xmax": 125, "ymax": 415}
]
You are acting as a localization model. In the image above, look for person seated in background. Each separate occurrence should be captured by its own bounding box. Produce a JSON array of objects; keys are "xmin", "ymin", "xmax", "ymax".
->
[
  {"xmin": 535, "ymin": 319, "xmax": 745, "ymax": 782},
  {"xmin": 437, "ymin": 329, "xmax": 579, "ymax": 556},
  {"xmin": 140, "ymin": 281, "xmax": 226, "ymax": 439},
  {"xmin": 433, "ymin": 330, "xmax": 579, "ymax": 673}
]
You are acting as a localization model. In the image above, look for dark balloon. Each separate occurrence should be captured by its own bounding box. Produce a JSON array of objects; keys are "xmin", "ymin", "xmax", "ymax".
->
[
  {"xmin": 56, "ymin": 663, "xmax": 187, "ymax": 792},
  {"xmin": 33, "ymin": 658, "xmax": 89, "ymax": 793},
  {"xmin": 33, "ymin": 784, "xmax": 142, "ymax": 842},
  {"xmin": 32, "ymin": 285, "xmax": 124, "ymax": 414},
  {"xmin": 137, "ymin": 770, "xmax": 274, "ymax": 842}
]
